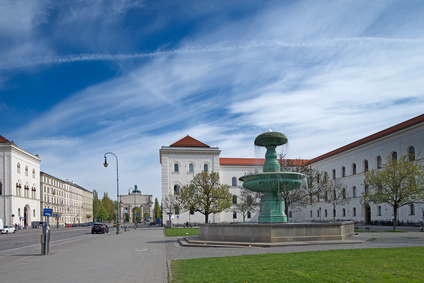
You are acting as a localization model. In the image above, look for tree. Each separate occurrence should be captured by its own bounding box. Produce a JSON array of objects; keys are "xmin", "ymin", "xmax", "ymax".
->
[
  {"xmin": 178, "ymin": 171, "xmax": 233, "ymax": 223},
  {"xmin": 162, "ymin": 194, "xmax": 179, "ymax": 224},
  {"xmin": 98, "ymin": 205, "xmax": 108, "ymax": 222},
  {"xmin": 101, "ymin": 193, "xmax": 115, "ymax": 221},
  {"xmin": 324, "ymin": 178, "xmax": 347, "ymax": 221},
  {"xmin": 153, "ymin": 198, "xmax": 161, "ymax": 220},
  {"xmin": 93, "ymin": 189, "xmax": 100, "ymax": 221},
  {"xmin": 233, "ymin": 187, "xmax": 260, "ymax": 222},
  {"xmin": 363, "ymin": 154, "xmax": 424, "ymax": 230}
]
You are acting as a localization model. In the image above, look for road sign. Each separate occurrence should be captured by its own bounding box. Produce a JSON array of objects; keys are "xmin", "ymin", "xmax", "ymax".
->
[{"xmin": 43, "ymin": 208, "xmax": 53, "ymax": 217}]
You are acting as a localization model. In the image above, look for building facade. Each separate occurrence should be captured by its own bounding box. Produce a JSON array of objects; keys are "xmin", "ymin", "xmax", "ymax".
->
[
  {"xmin": 40, "ymin": 172, "xmax": 93, "ymax": 226},
  {"xmin": 160, "ymin": 114, "xmax": 424, "ymax": 224},
  {"xmin": 0, "ymin": 135, "xmax": 41, "ymax": 227}
]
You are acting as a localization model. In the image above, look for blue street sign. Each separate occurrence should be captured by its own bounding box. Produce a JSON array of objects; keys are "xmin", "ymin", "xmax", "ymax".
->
[{"xmin": 43, "ymin": 208, "xmax": 53, "ymax": 217}]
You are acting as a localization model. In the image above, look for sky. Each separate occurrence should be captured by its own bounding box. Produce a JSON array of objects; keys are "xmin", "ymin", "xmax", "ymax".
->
[{"xmin": 1, "ymin": 0, "xmax": 424, "ymax": 202}]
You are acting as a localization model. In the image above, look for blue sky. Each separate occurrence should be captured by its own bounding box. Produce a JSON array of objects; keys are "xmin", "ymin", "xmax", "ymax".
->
[{"xmin": 1, "ymin": 0, "xmax": 424, "ymax": 201}]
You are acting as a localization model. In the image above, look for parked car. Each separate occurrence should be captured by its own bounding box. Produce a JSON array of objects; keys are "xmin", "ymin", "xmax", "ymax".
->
[
  {"xmin": 2, "ymin": 225, "xmax": 16, "ymax": 234},
  {"xmin": 91, "ymin": 223, "xmax": 109, "ymax": 234},
  {"xmin": 65, "ymin": 223, "xmax": 72, "ymax": 227}
]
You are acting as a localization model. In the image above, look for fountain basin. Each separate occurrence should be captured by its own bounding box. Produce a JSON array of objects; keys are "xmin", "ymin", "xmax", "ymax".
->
[
  {"xmin": 239, "ymin": 172, "xmax": 304, "ymax": 193},
  {"xmin": 199, "ymin": 222, "xmax": 355, "ymax": 243}
]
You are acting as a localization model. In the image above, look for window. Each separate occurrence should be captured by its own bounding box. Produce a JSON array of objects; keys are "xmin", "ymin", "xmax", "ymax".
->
[
  {"xmin": 408, "ymin": 147, "xmax": 415, "ymax": 161},
  {"xmin": 232, "ymin": 195, "xmax": 237, "ymax": 204},
  {"xmin": 203, "ymin": 164, "xmax": 209, "ymax": 172},
  {"xmin": 353, "ymin": 207, "xmax": 356, "ymax": 217},
  {"xmin": 353, "ymin": 187, "xmax": 357, "ymax": 198},
  {"xmin": 410, "ymin": 204, "xmax": 415, "ymax": 215},
  {"xmin": 352, "ymin": 163, "xmax": 356, "ymax": 175},
  {"xmin": 174, "ymin": 185, "xmax": 180, "ymax": 195},
  {"xmin": 376, "ymin": 156, "xmax": 382, "ymax": 169},
  {"xmin": 332, "ymin": 169, "xmax": 336, "ymax": 179},
  {"xmin": 17, "ymin": 163, "xmax": 21, "ymax": 174},
  {"xmin": 288, "ymin": 211, "xmax": 292, "ymax": 218},
  {"xmin": 190, "ymin": 208, "xmax": 194, "ymax": 215},
  {"xmin": 342, "ymin": 208, "xmax": 346, "ymax": 217},
  {"xmin": 378, "ymin": 206, "xmax": 382, "ymax": 216},
  {"xmin": 333, "ymin": 209, "xmax": 336, "ymax": 218},
  {"xmin": 33, "ymin": 209, "xmax": 36, "ymax": 217},
  {"xmin": 0, "ymin": 181, "xmax": 2, "ymax": 195},
  {"xmin": 342, "ymin": 188, "xmax": 346, "ymax": 199},
  {"xmin": 324, "ymin": 209, "xmax": 328, "ymax": 217},
  {"xmin": 189, "ymin": 163, "xmax": 194, "ymax": 173},
  {"xmin": 233, "ymin": 212, "xmax": 237, "ymax": 219},
  {"xmin": 232, "ymin": 177, "xmax": 237, "ymax": 186},
  {"xmin": 25, "ymin": 166, "xmax": 28, "ymax": 176},
  {"xmin": 173, "ymin": 163, "xmax": 179, "ymax": 172},
  {"xmin": 364, "ymin": 160, "xmax": 369, "ymax": 172},
  {"xmin": 342, "ymin": 166, "xmax": 346, "ymax": 177},
  {"xmin": 317, "ymin": 210, "xmax": 320, "ymax": 217},
  {"xmin": 310, "ymin": 210, "xmax": 313, "ymax": 218},
  {"xmin": 392, "ymin": 151, "xmax": 397, "ymax": 161},
  {"xmin": 364, "ymin": 185, "xmax": 369, "ymax": 196},
  {"xmin": 175, "ymin": 207, "xmax": 179, "ymax": 215}
]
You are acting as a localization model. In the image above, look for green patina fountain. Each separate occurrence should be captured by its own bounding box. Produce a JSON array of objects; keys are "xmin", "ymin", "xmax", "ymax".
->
[{"xmin": 239, "ymin": 131, "xmax": 305, "ymax": 223}]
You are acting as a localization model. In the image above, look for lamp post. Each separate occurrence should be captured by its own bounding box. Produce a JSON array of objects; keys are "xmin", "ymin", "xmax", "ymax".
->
[{"xmin": 103, "ymin": 152, "xmax": 120, "ymax": 234}]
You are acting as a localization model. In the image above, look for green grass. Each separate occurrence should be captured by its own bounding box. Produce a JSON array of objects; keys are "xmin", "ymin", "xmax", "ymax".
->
[
  {"xmin": 164, "ymin": 227, "xmax": 199, "ymax": 237},
  {"xmin": 171, "ymin": 247, "xmax": 424, "ymax": 282}
]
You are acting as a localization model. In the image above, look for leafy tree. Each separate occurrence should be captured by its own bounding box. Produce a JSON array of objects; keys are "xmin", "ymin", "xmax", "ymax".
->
[
  {"xmin": 153, "ymin": 198, "xmax": 161, "ymax": 220},
  {"xmin": 98, "ymin": 205, "xmax": 108, "ymax": 222},
  {"xmin": 363, "ymin": 154, "xmax": 424, "ymax": 230},
  {"xmin": 233, "ymin": 187, "xmax": 260, "ymax": 222},
  {"xmin": 101, "ymin": 193, "xmax": 115, "ymax": 221},
  {"xmin": 178, "ymin": 171, "xmax": 233, "ymax": 223},
  {"xmin": 93, "ymin": 189, "xmax": 100, "ymax": 221}
]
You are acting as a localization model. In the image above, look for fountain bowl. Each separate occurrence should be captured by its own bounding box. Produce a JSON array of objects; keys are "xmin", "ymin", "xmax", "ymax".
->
[{"xmin": 239, "ymin": 172, "xmax": 304, "ymax": 193}]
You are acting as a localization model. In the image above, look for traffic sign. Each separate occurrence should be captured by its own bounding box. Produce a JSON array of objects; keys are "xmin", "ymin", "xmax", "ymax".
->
[{"xmin": 43, "ymin": 208, "xmax": 53, "ymax": 217}]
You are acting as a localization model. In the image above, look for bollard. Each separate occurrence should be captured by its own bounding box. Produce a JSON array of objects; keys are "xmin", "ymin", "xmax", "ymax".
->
[{"xmin": 41, "ymin": 225, "xmax": 51, "ymax": 255}]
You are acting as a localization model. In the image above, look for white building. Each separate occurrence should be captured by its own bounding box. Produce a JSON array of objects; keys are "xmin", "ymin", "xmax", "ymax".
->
[
  {"xmin": 0, "ymin": 135, "xmax": 41, "ymax": 227},
  {"xmin": 160, "ymin": 114, "xmax": 424, "ymax": 224},
  {"xmin": 40, "ymin": 172, "xmax": 93, "ymax": 226}
]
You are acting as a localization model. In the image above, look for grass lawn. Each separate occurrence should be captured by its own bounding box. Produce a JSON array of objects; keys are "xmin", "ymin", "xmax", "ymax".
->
[
  {"xmin": 171, "ymin": 247, "xmax": 424, "ymax": 282},
  {"xmin": 164, "ymin": 227, "xmax": 199, "ymax": 237}
]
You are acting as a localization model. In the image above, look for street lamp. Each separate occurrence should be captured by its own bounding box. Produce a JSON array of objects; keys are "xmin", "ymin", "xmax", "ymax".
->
[{"xmin": 103, "ymin": 152, "xmax": 121, "ymax": 234}]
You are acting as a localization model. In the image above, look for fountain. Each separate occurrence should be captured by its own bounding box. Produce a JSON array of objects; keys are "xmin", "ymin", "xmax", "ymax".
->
[
  {"xmin": 194, "ymin": 131, "xmax": 355, "ymax": 245},
  {"xmin": 239, "ymin": 131, "xmax": 304, "ymax": 223}
]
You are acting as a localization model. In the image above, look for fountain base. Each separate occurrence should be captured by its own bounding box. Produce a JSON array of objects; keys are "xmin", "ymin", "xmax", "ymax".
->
[
  {"xmin": 258, "ymin": 193, "xmax": 287, "ymax": 223},
  {"xmin": 199, "ymin": 222, "xmax": 355, "ymax": 243}
]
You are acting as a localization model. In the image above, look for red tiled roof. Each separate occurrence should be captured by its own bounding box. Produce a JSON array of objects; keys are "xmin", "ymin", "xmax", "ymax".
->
[
  {"xmin": 308, "ymin": 113, "xmax": 424, "ymax": 164},
  {"xmin": 0, "ymin": 135, "xmax": 10, "ymax": 143},
  {"xmin": 220, "ymin": 157, "xmax": 309, "ymax": 166},
  {"xmin": 170, "ymin": 135, "xmax": 210, "ymax": 148}
]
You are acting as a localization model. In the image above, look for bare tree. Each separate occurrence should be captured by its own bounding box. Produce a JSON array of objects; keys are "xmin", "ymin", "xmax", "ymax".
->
[
  {"xmin": 324, "ymin": 178, "xmax": 348, "ymax": 221},
  {"xmin": 162, "ymin": 194, "xmax": 179, "ymax": 226},
  {"xmin": 233, "ymin": 187, "xmax": 261, "ymax": 222}
]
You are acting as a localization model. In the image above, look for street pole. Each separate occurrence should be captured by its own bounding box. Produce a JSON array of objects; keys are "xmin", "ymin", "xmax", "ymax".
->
[{"xmin": 104, "ymin": 152, "xmax": 120, "ymax": 234}]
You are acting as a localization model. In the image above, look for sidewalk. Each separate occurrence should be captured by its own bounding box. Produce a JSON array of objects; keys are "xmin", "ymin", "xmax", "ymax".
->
[{"xmin": 0, "ymin": 227, "xmax": 168, "ymax": 283}]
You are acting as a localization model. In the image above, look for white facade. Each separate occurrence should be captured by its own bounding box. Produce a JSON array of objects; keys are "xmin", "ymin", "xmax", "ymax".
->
[
  {"xmin": 160, "ymin": 114, "xmax": 424, "ymax": 225},
  {"xmin": 0, "ymin": 136, "xmax": 41, "ymax": 227}
]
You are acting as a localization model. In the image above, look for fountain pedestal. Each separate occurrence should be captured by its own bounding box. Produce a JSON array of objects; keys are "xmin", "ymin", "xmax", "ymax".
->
[{"xmin": 258, "ymin": 193, "xmax": 286, "ymax": 223}]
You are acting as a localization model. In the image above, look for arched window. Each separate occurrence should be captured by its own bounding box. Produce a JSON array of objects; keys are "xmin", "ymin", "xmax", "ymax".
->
[
  {"xmin": 377, "ymin": 206, "xmax": 382, "ymax": 216},
  {"xmin": 342, "ymin": 208, "xmax": 346, "ymax": 217},
  {"xmin": 247, "ymin": 211, "xmax": 252, "ymax": 219},
  {"xmin": 317, "ymin": 210, "xmax": 320, "ymax": 217},
  {"xmin": 32, "ymin": 169, "xmax": 36, "ymax": 178},
  {"xmin": 231, "ymin": 177, "xmax": 237, "ymax": 186},
  {"xmin": 410, "ymin": 204, "xmax": 415, "ymax": 215},
  {"xmin": 342, "ymin": 188, "xmax": 346, "ymax": 199},
  {"xmin": 174, "ymin": 185, "xmax": 180, "ymax": 195},
  {"xmin": 189, "ymin": 163, "xmax": 194, "ymax": 173},
  {"xmin": 364, "ymin": 160, "xmax": 369, "ymax": 172},
  {"xmin": 353, "ymin": 207, "xmax": 356, "ymax": 217},
  {"xmin": 408, "ymin": 147, "xmax": 415, "ymax": 161},
  {"xmin": 288, "ymin": 211, "xmax": 292, "ymax": 218},
  {"xmin": 324, "ymin": 209, "xmax": 328, "ymax": 217},
  {"xmin": 233, "ymin": 212, "xmax": 237, "ymax": 219},
  {"xmin": 342, "ymin": 166, "xmax": 346, "ymax": 177},
  {"xmin": 203, "ymin": 164, "xmax": 209, "ymax": 172},
  {"xmin": 232, "ymin": 195, "xmax": 237, "ymax": 204},
  {"xmin": 310, "ymin": 210, "xmax": 313, "ymax": 218},
  {"xmin": 17, "ymin": 163, "xmax": 21, "ymax": 174},
  {"xmin": 174, "ymin": 163, "xmax": 179, "ymax": 172},
  {"xmin": 25, "ymin": 166, "xmax": 28, "ymax": 176},
  {"xmin": 352, "ymin": 186, "xmax": 357, "ymax": 198},
  {"xmin": 332, "ymin": 169, "xmax": 336, "ymax": 179},
  {"xmin": 352, "ymin": 163, "xmax": 356, "ymax": 175},
  {"xmin": 376, "ymin": 156, "xmax": 382, "ymax": 169},
  {"xmin": 392, "ymin": 151, "xmax": 397, "ymax": 161},
  {"xmin": 364, "ymin": 185, "xmax": 369, "ymax": 195}
]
